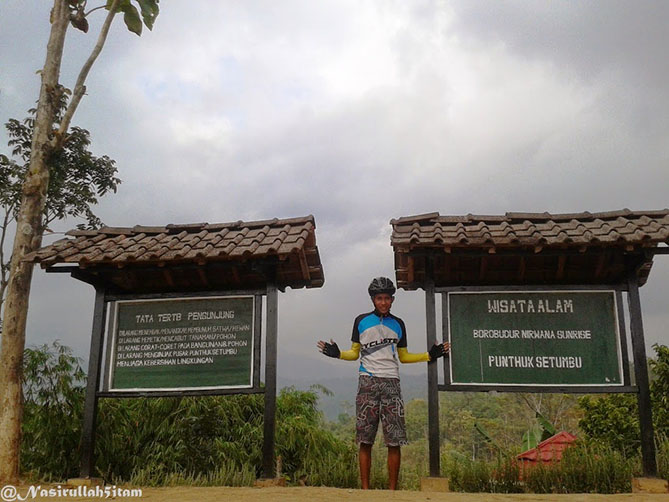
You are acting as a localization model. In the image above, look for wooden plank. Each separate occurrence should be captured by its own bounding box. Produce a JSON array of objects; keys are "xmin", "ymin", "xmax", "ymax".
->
[
  {"xmin": 162, "ymin": 269, "xmax": 175, "ymax": 287},
  {"xmin": 101, "ymin": 301, "xmax": 117, "ymax": 392},
  {"xmin": 441, "ymin": 293, "xmax": 451, "ymax": 386},
  {"xmin": 556, "ymin": 255, "xmax": 566, "ymax": 280},
  {"xmin": 439, "ymin": 384, "xmax": 638, "ymax": 394},
  {"xmin": 616, "ymin": 290, "xmax": 631, "ymax": 386},
  {"xmin": 79, "ymin": 287, "xmax": 107, "ymax": 478},
  {"xmin": 96, "ymin": 387, "xmax": 265, "ymax": 398},
  {"xmin": 627, "ymin": 270, "xmax": 658, "ymax": 477},
  {"xmin": 479, "ymin": 256, "xmax": 487, "ymax": 281},
  {"xmin": 105, "ymin": 288, "xmax": 265, "ymax": 302},
  {"xmin": 297, "ymin": 249, "xmax": 310, "ymax": 281},
  {"xmin": 435, "ymin": 284, "xmax": 626, "ymax": 294},
  {"xmin": 262, "ymin": 282, "xmax": 279, "ymax": 478},
  {"xmin": 197, "ymin": 268, "xmax": 209, "ymax": 287},
  {"xmin": 646, "ymin": 247, "xmax": 669, "ymax": 255},
  {"xmin": 253, "ymin": 294, "xmax": 263, "ymax": 389},
  {"xmin": 518, "ymin": 256, "xmax": 526, "ymax": 282},
  {"xmin": 595, "ymin": 252, "xmax": 607, "ymax": 279}
]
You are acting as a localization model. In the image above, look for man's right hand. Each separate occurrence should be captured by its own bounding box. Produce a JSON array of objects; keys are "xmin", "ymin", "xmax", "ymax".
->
[{"xmin": 317, "ymin": 339, "xmax": 341, "ymax": 358}]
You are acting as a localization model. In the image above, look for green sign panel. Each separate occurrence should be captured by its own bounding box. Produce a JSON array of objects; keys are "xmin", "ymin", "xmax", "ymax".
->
[
  {"xmin": 447, "ymin": 291, "xmax": 623, "ymax": 386},
  {"xmin": 107, "ymin": 296, "xmax": 256, "ymax": 392}
]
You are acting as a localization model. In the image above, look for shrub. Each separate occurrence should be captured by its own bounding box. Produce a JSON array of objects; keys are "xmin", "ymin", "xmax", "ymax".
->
[{"xmin": 21, "ymin": 342, "xmax": 86, "ymax": 481}]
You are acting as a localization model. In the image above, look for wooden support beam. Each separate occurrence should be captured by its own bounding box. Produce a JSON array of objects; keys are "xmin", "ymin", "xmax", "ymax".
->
[
  {"xmin": 162, "ymin": 269, "xmax": 175, "ymax": 287},
  {"xmin": 79, "ymin": 287, "xmax": 107, "ymax": 478},
  {"xmin": 594, "ymin": 252, "xmax": 607, "ymax": 279},
  {"xmin": 425, "ymin": 257, "xmax": 440, "ymax": 477},
  {"xmin": 556, "ymin": 255, "xmax": 566, "ymax": 280},
  {"xmin": 407, "ymin": 256, "xmax": 415, "ymax": 284},
  {"xmin": 297, "ymin": 249, "xmax": 310, "ymax": 281},
  {"xmin": 627, "ymin": 269, "xmax": 657, "ymax": 477},
  {"xmin": 262, "ymin": 281, "xmax": 279, "ymax": 478},
  {"xmin": 518, "ymin": 256, "xmax": 526, "ymax": 282},
  {"xmin": 197, "ymin": 268, "xmax": 209, "ymax": 287},
  {"xmin": 479, "ymin": 256, "xmax": 487, "ymax": 281}
]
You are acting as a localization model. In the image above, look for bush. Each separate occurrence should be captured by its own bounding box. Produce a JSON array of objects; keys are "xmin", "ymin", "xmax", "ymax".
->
[
  {"xmin": 20, "ymin": 342, "xmax": 356, "ymax": 485},
  {"xmin": 21, "ymin": 341, "xmax": 86, "ymax": 481},
  {"xmin": 578, "ymin": 344, "xmax": 669, "ymax": 455},
  {"xmin": 523, "ymin": 441, "xmax": 634, "ymax": 493}
]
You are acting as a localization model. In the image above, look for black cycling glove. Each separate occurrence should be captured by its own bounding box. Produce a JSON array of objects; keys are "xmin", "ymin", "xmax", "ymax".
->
[
  {"xmin": 322, "ymin": 341, "xmax": 341, "ymax": 359},
  {"xmin": 428, "ymin": 343, "xmax": 446, "ymax": 361}
]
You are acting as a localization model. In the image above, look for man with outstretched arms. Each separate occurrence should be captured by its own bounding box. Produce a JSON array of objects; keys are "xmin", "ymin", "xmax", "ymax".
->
[{"xmin": 317, "ymin": 277, "xmax": 450, "ymax": 490}]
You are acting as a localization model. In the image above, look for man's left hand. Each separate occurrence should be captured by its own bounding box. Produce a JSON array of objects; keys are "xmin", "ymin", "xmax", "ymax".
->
[{"xmin": 428, "ymin": 342, "xmax": 450, "ymax": 361}]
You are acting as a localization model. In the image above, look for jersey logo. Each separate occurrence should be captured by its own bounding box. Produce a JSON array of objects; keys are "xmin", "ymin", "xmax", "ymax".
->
[{"xmin": 361, "ymin": 337, "xmax": 398, "ymax": 350}]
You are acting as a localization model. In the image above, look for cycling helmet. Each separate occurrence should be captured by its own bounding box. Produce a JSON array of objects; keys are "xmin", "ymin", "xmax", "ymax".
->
[{"xmin": 368, "ymin": 277, "xmax": 396, "ymax": 297}]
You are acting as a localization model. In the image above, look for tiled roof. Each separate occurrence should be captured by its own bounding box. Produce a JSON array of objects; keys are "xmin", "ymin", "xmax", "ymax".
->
[
  {"xmin": 391, "ymin": 209, "xmax": 669, "ymax": 251},
  {"xmin": 391, "ymin": 209, "xmax": 669, "ymax": 289},
  {"xmin": 517, "ymin": 431, "xmax": 577, "ymax": 463},
  {"xmin": 28, "ymin": 216, "xmax": 324, "ymax": 292}
]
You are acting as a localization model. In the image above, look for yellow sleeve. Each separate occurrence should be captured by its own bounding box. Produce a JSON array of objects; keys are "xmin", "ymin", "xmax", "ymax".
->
[
  {"xmin": 397, "ymin": 347, "xmax": 430, "ymax": 363},
  {"xmin": 339, "ymin": 342, "xmax": 361, "ymax": 361}
]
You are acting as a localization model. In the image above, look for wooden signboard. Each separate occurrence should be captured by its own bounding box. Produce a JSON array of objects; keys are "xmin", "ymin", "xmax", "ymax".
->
[
  {"xmin": 447, "ymin": 290, "xmax": 623, "ymax": 387},
  {"xmin": 104, "ymin": 296, "xmax": 257, "ymax": 392}
]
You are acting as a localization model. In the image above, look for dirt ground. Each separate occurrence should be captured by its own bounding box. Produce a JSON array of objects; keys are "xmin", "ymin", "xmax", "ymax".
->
[{"xmin": 14, "ymin": 485, "xmax": 669, "ymax": 502}]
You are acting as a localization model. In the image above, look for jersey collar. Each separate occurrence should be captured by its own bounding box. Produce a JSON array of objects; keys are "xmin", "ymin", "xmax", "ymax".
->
[{"xmin": 373, "ymin": 309, "xmax": 391, "ymax": 318}]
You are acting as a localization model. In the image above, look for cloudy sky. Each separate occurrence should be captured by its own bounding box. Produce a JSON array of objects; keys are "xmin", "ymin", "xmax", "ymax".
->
[{"xmin": 1, "ymin": 1, "xmax": 668, "ymax": 390}]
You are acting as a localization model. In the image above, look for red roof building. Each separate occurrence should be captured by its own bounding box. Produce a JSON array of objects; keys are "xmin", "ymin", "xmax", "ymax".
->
[{"xmin": 517, "ymin": 431, "xmax": 578, "ymax": 465}]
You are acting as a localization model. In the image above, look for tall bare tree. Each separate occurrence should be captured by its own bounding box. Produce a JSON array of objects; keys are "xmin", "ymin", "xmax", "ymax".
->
[{"xmin": 0, "ymin": 0, "xmax": 159, "ymax": 483}]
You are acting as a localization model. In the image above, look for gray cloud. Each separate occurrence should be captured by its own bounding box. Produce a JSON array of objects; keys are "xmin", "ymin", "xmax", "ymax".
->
[{"xmin": 1, "ymin": 0, "xmax": 667, "ymax": 382}]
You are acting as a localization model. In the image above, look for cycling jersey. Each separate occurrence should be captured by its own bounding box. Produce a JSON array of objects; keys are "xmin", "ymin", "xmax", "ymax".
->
[{"xmin": 351, "ymin": 310, "xmax": 408, "ymax": 379}]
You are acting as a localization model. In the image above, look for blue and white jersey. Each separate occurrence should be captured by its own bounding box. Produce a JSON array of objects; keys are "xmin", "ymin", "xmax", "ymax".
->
[{"xmin": 351, "ymin": 310, "xmax": 408, "ymax": 379}]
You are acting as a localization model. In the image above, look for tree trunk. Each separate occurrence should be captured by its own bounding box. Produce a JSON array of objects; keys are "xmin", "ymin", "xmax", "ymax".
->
[{"xmin": 0, "ymin": 0, "xmax": 69, "ymax": 484}]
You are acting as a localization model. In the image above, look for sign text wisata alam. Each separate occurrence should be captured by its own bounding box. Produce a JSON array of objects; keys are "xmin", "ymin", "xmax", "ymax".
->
[
  {"xmin": 447, "ymin": 291, "xmax": 623, "ymax": 386},
  {"xmin": 107, "ymin": 296, "xmax": 256, "ymax": 392}
]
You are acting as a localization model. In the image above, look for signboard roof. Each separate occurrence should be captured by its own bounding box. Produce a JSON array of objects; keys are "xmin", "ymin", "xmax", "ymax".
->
[
  {"xmin": 390, "ymin": 209, "xmax": 669, "ymax": 289},
  {"xmin": 27, "ymin": 215, "xmax": 324, "ymax": 292}
]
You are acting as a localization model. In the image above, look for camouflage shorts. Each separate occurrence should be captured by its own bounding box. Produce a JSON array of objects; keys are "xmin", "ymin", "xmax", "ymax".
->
[{"xmin": 355, "ymin": 375, "xmax": 408, "ymax": 447}]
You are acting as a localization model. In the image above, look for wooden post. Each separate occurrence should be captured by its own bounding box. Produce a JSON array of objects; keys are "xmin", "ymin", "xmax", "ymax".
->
[
  {"xmin": 627, "ymin": 270, "xmax": 657, "ymax": 477},
  {"xmin": 615, "ymin": 290, "xmax": 631, "ymax": 386},
  {"xmin": 425, "ymin": 257, "xmax": 440, "ymax": 477},
  {"xmin": 262, "ymin": 282, "xmax": 278, "ymax": 478},
  {"xmin": 79, "ymin": 287, "xmax": 107, "ymax": 478}
]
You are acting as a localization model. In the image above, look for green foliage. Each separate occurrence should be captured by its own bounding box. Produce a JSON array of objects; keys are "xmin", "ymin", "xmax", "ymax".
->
[
  {"xmin": 578, "ymin": 344, "xmax": 669, "ymax": 454},
  {"xmin": 274, "ymin": 387, "xmax": 357, "ymax": 487},
  {"xmin": 521, "ymin": 428, "xmax": 539, "ymax": 451},
  {"xmin": 441, "ymin": 441, "xmax": 639, "ymax": 494},
  {"xmin": 577, "ymin": 393, "xmax": 639, "ymax": 454},
  {"xmin": 20, "ymin": 343, "xmax": 355, "ymax": 486},
  {"xmin": 102, "ymin": 0, "xmax": 160, "ymax": 35},
  {"xmin": 21, "ymin": 342, "xmax": 667, "ymax": 490},
  {"xmin": 0, "ymin": 91, "xmax": 121, "ymax": 230},
  {"xmin": 522, "ymin": 441, "xmax": 635, "ymax": 493},
  {"xmin": 650, "ymin": 345, "xmax": 669, "ymax": 435},
  {"xmin": 658, "ymin": 434, "xmax": 669, "ymax": 480},
  {"xmin": 95, "ymin": 388, "xmax": 357, "ymax": 486},
  {"xmin": 94, "ymin": 395, "xmax": 263, "ymax": 485},
  {"xmin": 20, "ymin": 342, "xmax": 87, "ymax": 481},
  {"xmin": 443, "ymin": 454, "xmax": 523, "ymax": 493}
]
